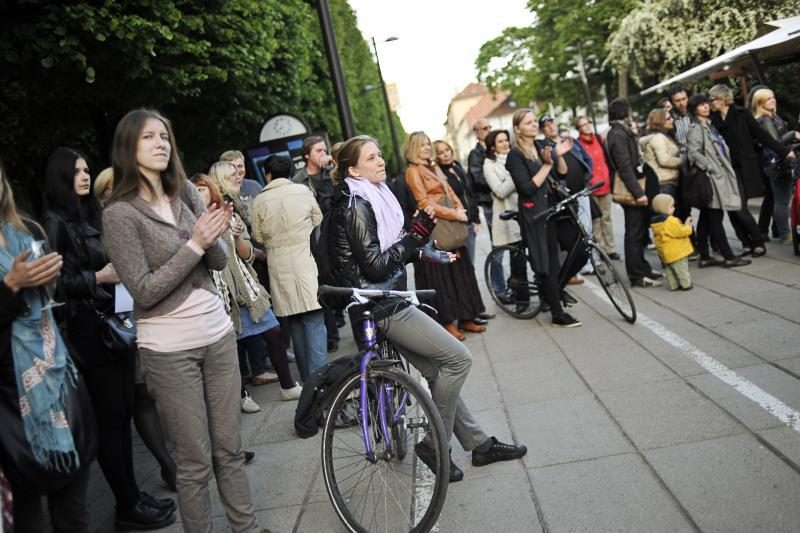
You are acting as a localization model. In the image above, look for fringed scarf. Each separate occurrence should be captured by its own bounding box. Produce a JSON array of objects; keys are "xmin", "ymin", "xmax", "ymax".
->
[
  {"xmin": 0, "ymin": 222, "xmax": 78, "ymax": 471},
  {"xmin": 209, "ymin": 215, "xmax": 271, "ymax": 334},
  {"xmin": 345, "ymin": 177, "xmax": 405, "ymax": 252}
]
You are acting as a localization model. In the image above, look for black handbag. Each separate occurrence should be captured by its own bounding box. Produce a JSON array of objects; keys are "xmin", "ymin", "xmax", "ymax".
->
[
  {"xmin": 681, "ymin": 165, "xmax": 713, "ymax": 209},
  {"xmin": 96, "ymin": 307, "xmax": 137, "ymax": 357},
  {"xmin": 0, "ymin": 368, "xmax": 98, "ymax": 494}
]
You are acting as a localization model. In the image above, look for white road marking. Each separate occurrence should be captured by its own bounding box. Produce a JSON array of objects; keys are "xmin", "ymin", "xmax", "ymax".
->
[{"xmin": 585, "ymin": 280, "xmax": 800, "ymax": 434}]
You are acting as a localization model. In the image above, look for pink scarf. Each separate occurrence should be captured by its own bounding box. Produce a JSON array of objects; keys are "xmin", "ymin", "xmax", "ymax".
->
[{"xmin": 345, "ymin": 177, "xmax": 405, "ymax": 252}]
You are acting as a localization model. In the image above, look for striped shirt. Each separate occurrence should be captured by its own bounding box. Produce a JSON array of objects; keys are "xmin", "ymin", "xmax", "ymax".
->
[{"xmin": 673, "ymin": 113, "xmax": 692, "ymax": 155}]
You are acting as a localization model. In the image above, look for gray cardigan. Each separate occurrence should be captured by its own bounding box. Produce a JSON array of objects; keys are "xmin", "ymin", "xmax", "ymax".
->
[{"xmin": 102, "ymin": 181, "xmax": 228, "ymax": 319}]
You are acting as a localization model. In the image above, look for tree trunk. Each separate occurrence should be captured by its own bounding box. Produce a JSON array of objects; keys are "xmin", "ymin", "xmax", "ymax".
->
[{"xmin": 617, "ymin": 67, "xmax": 629, "ymax": 98}]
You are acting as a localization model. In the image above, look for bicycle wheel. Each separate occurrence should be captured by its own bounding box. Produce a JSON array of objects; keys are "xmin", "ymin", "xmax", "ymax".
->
[
  {"xmin": 484, "ymin": 244, "xmax": 542, "ymax": 319},
  {"xmin": 322, "ymin": 366, "xmax": 449, "ymax": 533},
  {"xmin": 589, "ymin": 244, "xmax": 637, "ymax": 323}
]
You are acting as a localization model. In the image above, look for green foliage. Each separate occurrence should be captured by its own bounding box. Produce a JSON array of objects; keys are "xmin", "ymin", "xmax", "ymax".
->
[
  {"xmin": 606, "ymin": 0, "xmax": 800, "ymax": 86},
  {"xmin": 0, "ymin": 0, "xmax": 404, "ymax": 210},
  {"xmin": 475, "ymin": 0, "xmax": 636, "ymax": 110}
]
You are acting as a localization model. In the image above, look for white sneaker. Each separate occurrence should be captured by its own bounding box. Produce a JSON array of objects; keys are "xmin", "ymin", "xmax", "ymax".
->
[
  {"xmin": 241, "ymin": 391, "xmax": 261, "ymax": 413},
  {"xmin": 280, "ymin": 382, "xmax": 303, "ymax": 401},
  {"xmin": 285, "ymin": 349, "xmax": 296, "ymax": 363}
]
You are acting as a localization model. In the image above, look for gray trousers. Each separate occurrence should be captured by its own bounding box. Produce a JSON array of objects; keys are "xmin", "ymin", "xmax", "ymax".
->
[
  {"xmin": 592, "ymin": 193, "xmax": 616, "ymax": 255},
  {"xmin": 665, "ymin": 257, "xmax": 692, "ymax": 290},
  {"xmin": 140, "ymin": 331, "xmax": 258, "ymax": 533},
  {"xmin": 384, "ymin": 305, "xmax": 489, "ymax": 451}
]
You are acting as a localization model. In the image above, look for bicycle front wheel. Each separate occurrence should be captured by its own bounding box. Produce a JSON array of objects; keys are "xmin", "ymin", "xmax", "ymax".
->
[
  {"xmin": 484, "ymin": 244, "xmax": 542, "ymax": 319},
  {"xmin": 322, "ymin": 366, "xmax": 449, "ymax": 533},
  {"xmin": 589, "ymin": 244, "xmax": 637, "ymax": 323}
]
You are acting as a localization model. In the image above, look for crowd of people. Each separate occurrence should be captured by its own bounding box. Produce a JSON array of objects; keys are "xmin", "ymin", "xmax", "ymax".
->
[{"xmin": 0, "ymin": 80, "xmax": 796, "ymax": 532}]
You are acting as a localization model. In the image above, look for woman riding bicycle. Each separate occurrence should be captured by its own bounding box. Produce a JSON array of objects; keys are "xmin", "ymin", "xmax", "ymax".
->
[
  {"xmin": 326, "ymin": 135, "xmax": 527, "ymax": 482},
  {"xmin": 506, "ymin": 108, "xmax": 586, "ymax": 327}
]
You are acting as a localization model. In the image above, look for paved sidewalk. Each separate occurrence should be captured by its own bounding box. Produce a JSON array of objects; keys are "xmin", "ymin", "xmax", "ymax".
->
[{"xmin": 85, "ymin": 203, "xmax": 800, "ymax": 532}]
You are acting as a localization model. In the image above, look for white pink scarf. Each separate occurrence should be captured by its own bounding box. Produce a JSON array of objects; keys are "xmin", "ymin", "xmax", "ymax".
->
[{"xmin": 345, "ymin": 177, "xmax": 405, "ymax": 252}]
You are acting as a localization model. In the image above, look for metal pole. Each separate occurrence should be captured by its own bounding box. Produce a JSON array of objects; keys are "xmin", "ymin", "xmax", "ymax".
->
[
  {"xmin": 576, "ymin": 40, "xmax": 598, "ymax": 135},
  {"xmin": 316, "ymin": 0, "xmax": 355, "ymax": 139},
  {"xmin": 371, "ymin": 37, "xmax": 403, "ymax": 176},
  {"xmin": 747, "ymin": 50, "xmax": 767, "ymax": 85}
]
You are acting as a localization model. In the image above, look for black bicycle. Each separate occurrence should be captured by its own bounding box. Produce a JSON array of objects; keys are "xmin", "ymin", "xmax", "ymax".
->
[{"xmin": 484, "ymin": 185, "xmax": 637, "ymax": 323}]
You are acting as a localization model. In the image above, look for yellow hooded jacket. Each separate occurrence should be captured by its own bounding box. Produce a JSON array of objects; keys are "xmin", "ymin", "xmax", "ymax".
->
[{"xmin": 650, "ymin": 215, "xmax": 694, "ymax": 264}]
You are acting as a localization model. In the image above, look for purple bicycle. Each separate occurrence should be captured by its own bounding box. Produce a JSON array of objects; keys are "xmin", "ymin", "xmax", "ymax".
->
[{"xmin": 318, "ymin": 286, "xmax": 449, "ymax": 533}]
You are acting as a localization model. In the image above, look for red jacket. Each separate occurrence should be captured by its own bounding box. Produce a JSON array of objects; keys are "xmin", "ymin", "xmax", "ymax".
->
[{"xmin": 578, "ymin": 134, "xmax": 611, "ymax": 196}]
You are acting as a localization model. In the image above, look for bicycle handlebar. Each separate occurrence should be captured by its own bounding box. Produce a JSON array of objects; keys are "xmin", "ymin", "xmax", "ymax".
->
[
  {"xmin": 532, "ymin": 181, "xmax": 605, "ymax": 222},
  {"xmin": 318, "ymin": 285, "xmax": 437, "ymax": 307}
]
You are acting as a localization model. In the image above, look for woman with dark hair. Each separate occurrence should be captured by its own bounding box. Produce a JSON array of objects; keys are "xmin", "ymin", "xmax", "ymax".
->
[
  {"xmin": 506, "ymin": 109, "xmax": 582, "ymax": 327},
  {"xmin": 0, "ymin": 160, "xmax": 94, "ymax": 531},
  {"xmin": 405, "ymin": 131, "xmax": 487, "ymax": 340},
  {"xmin": 102, "ymin": 109, "xmax": 260, "ymax": 532},
  {"xmin": 327, "ymin": 135, "xmax": 526, "ymax": 481},
  {"xmin": 640, "ymin": 108, "xmax": 684, "ymax": 204},
  {"xmin": 483, "ymin": 129, "xmax": 520, "ymax": 299},
  {"xmin": 687, "ymin": 94, "xmax": 751, "ymax": 268},
  {"xmin": 606, "ymin": 97, "xmax": 662, "ymax": 287},
  {"xmin": 42, "ymin": 147, "xmax": 176, "ymax": 530}
]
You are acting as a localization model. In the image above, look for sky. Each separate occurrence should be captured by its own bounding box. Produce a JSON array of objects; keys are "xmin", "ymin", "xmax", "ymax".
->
[{"xmin": 348, "ymin": 0, "xmax": 535, "ymax": 139}]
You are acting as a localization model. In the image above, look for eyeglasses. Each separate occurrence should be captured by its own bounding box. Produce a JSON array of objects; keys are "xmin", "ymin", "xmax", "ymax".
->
[
  {"xmin": 577, "ymin": 122, "xmax": 591, "ymax": 128},
  {"xmin": 479, "ymin": 126, "xmax": 492, "ymax": 131}
]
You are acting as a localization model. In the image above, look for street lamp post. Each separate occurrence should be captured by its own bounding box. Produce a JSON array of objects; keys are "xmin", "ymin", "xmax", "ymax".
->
[
  {"xmin": 371, "ymin": 36, "xmax": 403, "ymax": 176},
  {"xmin": 316, "ymin": 0, "xmax": 355, "ymax": 139},
  {"xmin": 567, "ymin": 40, "xmax": 598, "ymax": 135}
]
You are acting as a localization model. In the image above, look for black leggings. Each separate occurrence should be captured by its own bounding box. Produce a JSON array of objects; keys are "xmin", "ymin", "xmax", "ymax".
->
[
  {"xmin": 555, "ymin": 215, "xmax": 590, "ymax": 289},
  {"xmin": 69, "ymin": 310, "xmax": 139, "ymax": 512},
  {"xmin": 697, "ymin": 208, "xmax": 735, "ymax": 259},
  {"xmin": 237, "ymin": 327, "xmax": 295, "ymax": 389}
]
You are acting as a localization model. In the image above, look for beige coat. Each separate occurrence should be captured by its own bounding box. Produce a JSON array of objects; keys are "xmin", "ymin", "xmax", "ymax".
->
[
  {"xmin": 640, "ymin": 132, "xmax": 682, "ymax": 184},
  {"xmin": 250, "ymin": 178, "xmax": 323, "ymax": 317},
  {"xmin": 483, "ymin": 154, "xmax": 521, "ymax": 246}
]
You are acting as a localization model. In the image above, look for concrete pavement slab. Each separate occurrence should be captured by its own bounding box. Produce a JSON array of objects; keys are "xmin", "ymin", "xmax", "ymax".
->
[
  {"xmin": 436, "ymin": 473, "xmax": 542, "ymax": 533},
  {"xmin": 596, "ymin": 378, "xmax": 744, "ymax": 450},
  {"xmin": 530, "ymin": 453, "xmax": 695, "ymax": 533},
  {"xmin": 710, "ymin": 316, "xmax": 800, "ymax": 361},
  {"xmin": 688, "ymin": 363, "xmax": 800, "ymax": 432},
  {"xmin": 758, "ymin": 426, "xmax": 800, "ymax": 468},
  {"xmin": 644, "ymin": 433, "xmax": 800, "ymax": 533},
  {"xmin": 491, "ymin": 354, "xmax": 590, "ymax": 406},
  {"xmin": 507, "ymin": 395, "xmax": 634, "ymax": 468}
]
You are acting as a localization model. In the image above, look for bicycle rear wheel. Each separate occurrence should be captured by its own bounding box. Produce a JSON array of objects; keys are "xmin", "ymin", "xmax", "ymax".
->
[
  {"xmin": 589, "ymin": 244, "xmax": 637, "ymax": 323},
  {"xmin": 322, "ymin": 366, "xmax": 449, "ymax": 533},
  {"xmin": 484, "ymin": 244, "xmax": 542, "ymax": 319}
]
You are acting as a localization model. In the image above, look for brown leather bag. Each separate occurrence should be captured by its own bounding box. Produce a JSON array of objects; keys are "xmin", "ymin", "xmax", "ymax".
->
[
  {"xmin": 430, "ymin": 192, "xmax": 468, "ymax": 251},
  {"xmin": 611, "ymin": 171, "xmax": 645, "ymax": 206}
]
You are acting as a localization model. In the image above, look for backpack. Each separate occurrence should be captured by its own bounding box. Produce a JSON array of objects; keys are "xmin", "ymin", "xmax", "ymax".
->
[
  {"xmin": 294, "ymin": 354, "xmax": 362, "ymax": 438},
  {"xmin": 310, "ymin": 210, "xmax": 336, "ymax": 287}
]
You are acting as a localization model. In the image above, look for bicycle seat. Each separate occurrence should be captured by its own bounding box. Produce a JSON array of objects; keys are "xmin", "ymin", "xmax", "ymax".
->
[{"xmin": 499, "ymin": 210, "xmax": 518, "ymax": 221}]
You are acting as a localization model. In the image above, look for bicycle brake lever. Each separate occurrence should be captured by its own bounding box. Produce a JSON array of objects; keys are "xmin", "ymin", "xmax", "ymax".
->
[{"xmin": 419, "ymin": 303, "xmax": 438, "ymax": 315}]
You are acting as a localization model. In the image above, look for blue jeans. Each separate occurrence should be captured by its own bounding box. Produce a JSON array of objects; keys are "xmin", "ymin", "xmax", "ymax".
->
[
  {"xmin": 287, "ymin": 309, "xmax": 327, "ymax": 380},
  {"xmin": 489, "ymin": 249, "xmax": 506, "ymax": 295},
  {"xmin": 769, "ymin": 170, "xmax": 793, "ymax": 239}
]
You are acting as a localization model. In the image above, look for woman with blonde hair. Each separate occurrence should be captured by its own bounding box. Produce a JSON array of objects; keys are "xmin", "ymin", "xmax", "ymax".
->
[
  {"xmin": 404, "ymin": 131, "xmax": 487, "ymax": 340},
  {"xmin": 199, "ymin": 169, "xmax": 301, "ymax": 399},
  {"xmin": 505, "ymin": 108, "xmax": 582, "ymax": 327},
  {"xmin": 751, "ymin": 87, "xmax": 799, "ymax": 244}
]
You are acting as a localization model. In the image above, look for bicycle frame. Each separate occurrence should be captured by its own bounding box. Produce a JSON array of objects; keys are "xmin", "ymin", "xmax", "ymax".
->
[{"xmin": 356, "ymin": 310, "xmax": 409, "ymax": 462}]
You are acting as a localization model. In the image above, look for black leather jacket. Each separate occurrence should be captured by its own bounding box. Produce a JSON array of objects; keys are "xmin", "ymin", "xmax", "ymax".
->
[
  {"xmin": 42, "ymin": 209, "xmax": 112, "ymax": 321},
  {"xmin": 328, "ymin": 184, "xmax": 421, "ymax": 291}
]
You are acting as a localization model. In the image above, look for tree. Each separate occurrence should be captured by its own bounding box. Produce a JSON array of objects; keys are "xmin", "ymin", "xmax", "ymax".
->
[
  {"xmin": 605, "ymin": 0, "xmax": 800, "ymax": 89},
  {"xmin": 0, "ymin": 0, "xmax": 404, "ymax": 209},
  {"xmin": 475, "ymin": 0, "xmax": 636, "ymax": 110}
]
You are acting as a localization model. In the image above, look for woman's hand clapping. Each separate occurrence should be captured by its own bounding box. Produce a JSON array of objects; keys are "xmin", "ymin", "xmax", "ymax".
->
[{"xmin": 191, "ymin": 203, "xmax": 231, "ymax": 249}]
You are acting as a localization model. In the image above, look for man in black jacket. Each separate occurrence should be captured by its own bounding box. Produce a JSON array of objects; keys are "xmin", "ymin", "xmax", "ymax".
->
[
  {"xmin": 605, "ymin": 98, "xmax": 661, "ymax": 288},
  {"xmin": 709, "ymin": 84, "xmax": 795, "ymax": 254},
  {"xmin": 467, "ymin": 118, "xmax": 494, "ymax": 237}
]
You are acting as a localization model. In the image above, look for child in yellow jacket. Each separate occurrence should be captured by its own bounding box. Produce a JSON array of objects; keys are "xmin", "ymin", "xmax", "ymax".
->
[{"xmin": 650, "ymin": 194, "xmax": 694, "ymax": 290}]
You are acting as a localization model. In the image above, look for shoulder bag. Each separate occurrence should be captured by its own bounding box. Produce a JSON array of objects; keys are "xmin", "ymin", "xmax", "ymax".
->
[
  {"xmin": 680, "ymin": 131, "xmax": 713, "ymax": 209},
  {"xmin": 429, "ymin": 174, "xmax": 469, "ymax": 251}
]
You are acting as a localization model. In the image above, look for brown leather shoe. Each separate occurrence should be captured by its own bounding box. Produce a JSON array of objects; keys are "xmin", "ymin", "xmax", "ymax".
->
[
  {"xmin": 444, "ymin": 322, "xmax": 466, "ymax": 341},
  {"xmin": 459, "ymin": 320, "xmax": 486, "ymax": 333},
  {"xmin": 567, "ymin": 275, "xmax": 584, "ymax": 285}
]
